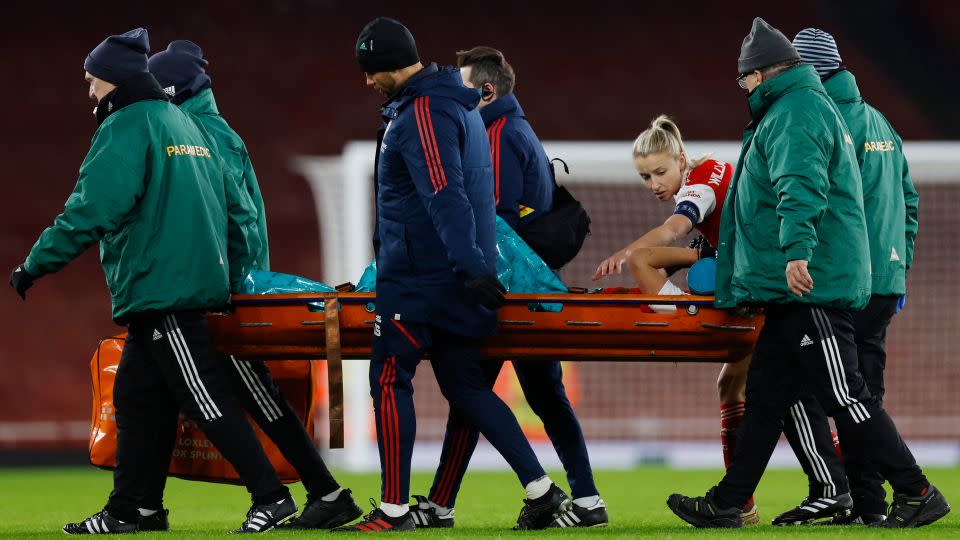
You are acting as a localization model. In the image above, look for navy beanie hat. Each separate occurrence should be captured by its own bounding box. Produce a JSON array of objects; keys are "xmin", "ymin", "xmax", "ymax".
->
[
  {"xmin": 356, "ymin": 17, "xmax": 419, "ymax": 73},
  {"xmin": 84, "ymin": 28, "xmax": 150, "ymax": 84},
  {"xmin": 148, "ymin": 40, "xmax": 212, "ymax": 104},
  {"xmin": 793, "ymin": 28, "xmax": 843, "ymax": 77}
]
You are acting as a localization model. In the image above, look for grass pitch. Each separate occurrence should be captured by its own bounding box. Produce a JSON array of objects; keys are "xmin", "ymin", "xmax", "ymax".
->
[{"xmin": 0, "ymin": 466, "xmax": 957, "ymax": 538}]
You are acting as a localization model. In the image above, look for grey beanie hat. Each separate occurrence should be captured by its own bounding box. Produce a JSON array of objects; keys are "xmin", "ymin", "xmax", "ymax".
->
[
  {"xmin": 793, "ymin": 28, "xmax": 843, "ymax": 77},
  {"xmin": 738, "ymin": 17, "xmax": 801, "ymax": 74}
]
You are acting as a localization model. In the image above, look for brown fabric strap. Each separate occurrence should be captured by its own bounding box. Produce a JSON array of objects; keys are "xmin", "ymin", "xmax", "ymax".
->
[{"xmin": 323, "ymin": 294, "xmax": 344, "ymax": 448}]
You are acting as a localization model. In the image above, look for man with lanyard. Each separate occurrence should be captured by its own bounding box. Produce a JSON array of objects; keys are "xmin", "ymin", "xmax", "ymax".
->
[{"xmin": 406, "ymin": 46, "xmax": 606, "ymax": 530}]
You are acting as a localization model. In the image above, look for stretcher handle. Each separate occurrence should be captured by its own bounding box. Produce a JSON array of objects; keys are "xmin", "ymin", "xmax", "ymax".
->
[
  {"xmin": 323, "ymin": 294, "xmax": 344, "ymax": 449},
  {"xmin": 231, "ymin": 293, "xmax": 719, "ymax": 307}
]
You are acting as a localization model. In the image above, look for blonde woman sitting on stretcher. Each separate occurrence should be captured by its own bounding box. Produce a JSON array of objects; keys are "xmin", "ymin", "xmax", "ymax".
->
[{"xmin": 593, "ymin": 115, "xmax": 759, "ymax": 525}]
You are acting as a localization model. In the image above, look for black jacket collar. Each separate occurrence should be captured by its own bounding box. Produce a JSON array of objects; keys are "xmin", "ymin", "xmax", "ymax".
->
[{"xmin": 95, "ymin": 72, "xmax": 170, "ymax": 126}]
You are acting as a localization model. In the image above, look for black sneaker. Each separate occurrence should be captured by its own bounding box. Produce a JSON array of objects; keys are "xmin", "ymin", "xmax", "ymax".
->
[
  {"xmin": 137, "ymin": 509, "xmax": 170, "ymax": 531},
  {"xmin": 879, "ymin": 485, "xmax": 950, "ymax": 528},
  {"xmin": 548, "ymin": 499, "xmax": 608, "ymax": 528},
  {"xmin": 408, "ymin": 495, "xmax": 454, "ymax": 528},
  {"xmin": 830, "ymin": 510, "xmax": 887, "ymax": 526},
  {"xmin": 666, "ymin": 488, "xmax": 742, "ymax": 528},
  {"xmin": 233, "ymin": 496, "xmax": 298, "ymax": 533},
  {"xmin": 63, "ymin": 510, "xmax": 137, "ymax": 535},
  {"xmin": 513, "ymin": 483, "xmax": 571, "ymax": 530},
  {"xmin": 331, "ymin": 499, "xmax": 415, "ymax": 532},
  {"xmin": 287, "ymin": 489, "xmax": 363, "ymax": 529},
  {"xmin": 772, "ymin": 493, "xmax": 853, "ymax": 526}
]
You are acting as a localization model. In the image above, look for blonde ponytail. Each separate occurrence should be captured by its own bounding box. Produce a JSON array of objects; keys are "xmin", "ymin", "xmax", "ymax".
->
[{"xmin": 632, "ymin": 115, "xmax": 710, "ymax": 169}]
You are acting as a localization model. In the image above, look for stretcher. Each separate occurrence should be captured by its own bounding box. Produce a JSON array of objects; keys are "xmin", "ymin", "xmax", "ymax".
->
[{"xmin": 205, "ymin": 292, "xmax": 764, "ymax": 448}]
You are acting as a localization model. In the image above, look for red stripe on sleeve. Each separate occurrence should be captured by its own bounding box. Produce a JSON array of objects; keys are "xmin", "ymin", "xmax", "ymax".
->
[
  {"xmin": 421, "ymin": 96, "xmax": 449, "ymax": 191},
  {"xmin": 414, "ymin": 97, "xmax": 443, "ymax": 193},
  {"xmin": 493, "ymin": 118, "xmax": 506, "ymax": 204}
]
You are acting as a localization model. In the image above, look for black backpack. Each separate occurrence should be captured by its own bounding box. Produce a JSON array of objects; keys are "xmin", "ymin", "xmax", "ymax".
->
[{"xmin": 518, "ymin": 159, "xmax": 591, "ymax": 269}]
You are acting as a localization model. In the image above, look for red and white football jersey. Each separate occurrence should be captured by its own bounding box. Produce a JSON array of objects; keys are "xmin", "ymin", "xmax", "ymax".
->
[{"xmin": 673, "ymin": 159, "xmax": 733, "ymax": 246}]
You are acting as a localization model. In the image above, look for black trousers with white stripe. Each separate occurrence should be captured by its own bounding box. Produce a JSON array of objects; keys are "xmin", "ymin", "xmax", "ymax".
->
[
  {"xmin": 139, "ymin": 355, "xmax": 340, "ymax": 510},
  {"xmin": 713, "ymin": 304, "xmax": 926, "ymax": 509},
  {"xmin": 783, "ymin": 295, "xmax": 899, "ymax": 513},
  {"xmin": 106, "ymin": 311, "xmax": 289, "ymax": 522}
]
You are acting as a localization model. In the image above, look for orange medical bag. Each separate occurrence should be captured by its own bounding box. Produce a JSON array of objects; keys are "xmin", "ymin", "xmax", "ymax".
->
[{"xmin": 88, "ymin": 334, "xmax": 326, "ymax": 484}]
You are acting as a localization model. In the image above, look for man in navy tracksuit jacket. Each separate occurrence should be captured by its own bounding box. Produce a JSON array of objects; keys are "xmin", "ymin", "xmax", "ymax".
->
[
  {"xmin": 336, "ymin": 19, "xmax": 569, "ymax": 533},
  {"xmin": 407, "ymin": 46, "xmax": 606, "ymax": 531}
]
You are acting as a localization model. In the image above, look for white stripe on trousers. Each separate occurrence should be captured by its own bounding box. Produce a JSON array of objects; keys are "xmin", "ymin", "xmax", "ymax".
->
[
  {"xmin": 789, "ymin": 400, "xmax": 837, "ymax": 497},
  {"xmin": 809, "ymin": 308, "xmax": 870, "ymax": 423},
  {"xmin": 230, "ymin": 356, "xmax": 283, "ymax": 422},
  {"xmin": 164, "ymin": 315, "xmax": 222, "ymax": 421}
]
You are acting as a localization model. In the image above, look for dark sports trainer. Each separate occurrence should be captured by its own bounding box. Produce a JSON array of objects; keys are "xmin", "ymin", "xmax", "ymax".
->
[
  {"xmin": 333, "ymin": 18, "xmax": 569, "ymax": 532},
  {"xmin": 772, "ymin": 27, "xmax": 923, "ymax": 526},
  {"xmin": 666, "ymin": 18, "xmax": 948, "ymax": 529},
  {"xmin": 9, "ymin": 28, "xmax": 297, "ymax": 534},
  {"xmin": 138, "ymin": 40, "xmax": 362, "ymax": 531},
  {"xmin": 407, "ymin": 46, "xmax": 606, "ymax": 530}
]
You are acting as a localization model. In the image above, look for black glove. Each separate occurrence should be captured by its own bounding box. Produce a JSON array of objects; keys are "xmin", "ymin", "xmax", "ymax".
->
[
  {"xmin": 464, "ymin": 274, "xmax": 507, "ymax": 310},
  {"xmin": 690, "ymin": 235, "xmax": 717, "ymax": 260},
  {"xmin": 10, "ymin": 264, "xmax": 34, "ymax": 300}
]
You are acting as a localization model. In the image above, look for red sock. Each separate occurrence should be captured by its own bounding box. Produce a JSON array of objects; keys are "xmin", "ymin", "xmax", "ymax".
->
[
  {"xmin": 831, "ymin": 431, "xmax": 843, "ymax": 460},
  {"xmin": 720, "ymin": 402, "xmax": 755, "ymax": 508}
]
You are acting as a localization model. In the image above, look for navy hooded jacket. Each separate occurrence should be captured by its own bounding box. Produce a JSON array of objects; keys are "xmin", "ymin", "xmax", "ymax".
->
[
  {"xmin": 373, "ymin": 64, "xmax": 498, "ymax": 338},
  {"xmin": 480, "ymin": 93, "xmax": 554, "ymax": 230}
]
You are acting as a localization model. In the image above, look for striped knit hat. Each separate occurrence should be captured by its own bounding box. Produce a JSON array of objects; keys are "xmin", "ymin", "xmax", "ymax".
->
[{"xmin": 793, "ymin": 28, "xmax": 843, "ymax": 77}]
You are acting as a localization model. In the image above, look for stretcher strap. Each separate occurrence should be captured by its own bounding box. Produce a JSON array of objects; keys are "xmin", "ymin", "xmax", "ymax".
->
[{"xmin": 324, "ymin": 294, "xmax": 344, "ymax": 448}]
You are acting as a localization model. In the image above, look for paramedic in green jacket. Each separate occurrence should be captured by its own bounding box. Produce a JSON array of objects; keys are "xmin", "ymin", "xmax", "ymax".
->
[
  {"xmin": 774, "ymin": 28, "xmax": 923, "ymax": 526},
  {"xmin": 9, "ymin": 29, "xmax": 297, "ymax": 534},
  {"xmin": 142, "ymin": 40, "xmax": 362, "ymax": 531},
  {"xmin": 666, "ymin": 18, "xmax": 948, "ymax": 529}
]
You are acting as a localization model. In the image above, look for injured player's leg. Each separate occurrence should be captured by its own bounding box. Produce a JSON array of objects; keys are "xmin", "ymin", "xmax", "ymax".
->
[{"xmin": 626, "ymin": 247, "xmax": 698, "ymax": 313}]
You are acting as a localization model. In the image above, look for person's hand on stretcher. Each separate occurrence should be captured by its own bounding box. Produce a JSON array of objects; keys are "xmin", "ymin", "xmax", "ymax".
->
[
  {"xmin": 627, "ymin": 236, "xmax": 714, "ymax": 294},
  {"xmin": 592, "ymin": 214, "xmax": 694, "ymax": 281}
]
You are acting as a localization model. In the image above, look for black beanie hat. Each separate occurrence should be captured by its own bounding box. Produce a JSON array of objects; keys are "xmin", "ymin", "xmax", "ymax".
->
[
  {"xmin": 738, "ymin": 17, "xmax": 800, "ymax": 74},
  {"xmin": 148, "ymin": 40, "xmax": 212, "ymax": 105},
  {"xmin": 84, "ymin": 28, "xmax": 151, "ymax": 84},
  {"xmin": 356, "ymin": 17, "xmax": 419, "ymax": 73}
]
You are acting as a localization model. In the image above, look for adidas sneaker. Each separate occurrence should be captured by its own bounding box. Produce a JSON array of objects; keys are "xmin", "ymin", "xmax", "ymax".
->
[
  {"xmin": 233, "ymin": 496, "xmax": 297, "ymax": 533},
  {"xmin": 548, "ymin": 498, "xmax": 608, "ymax": 528},
  {"xmin": 513, "ymin": 483, "xmax": 571, "ymax": 530},
  {"xmin": 772, "ymin": 493, "xmax": 853, "ymax": 526},
  {"xmin": 62, "ymin": 510, "xmax": 137, "ymax": 535},
  {"xmin": 137, "ymin": 508, "xmax": 170, "ymax": 531},
  {"xmin": 408, "ymin": 495, "xmax": 454, "ymax": 528}
]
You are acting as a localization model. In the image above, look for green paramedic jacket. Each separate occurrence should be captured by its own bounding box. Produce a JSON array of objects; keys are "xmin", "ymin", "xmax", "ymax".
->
[
  {"xmin": 180, "ymin": 88, "xmax": 270, "ymax": 270},
  {"xmin": 23, "ymin": 99, "xmax": 260, "ymax": 321},
  {"xmin": 714, "ymin": 64, "xmax": 871, "ymax": 310},
  {"xmin": 823, "ymin": 69, "xmax": 918, "ymax": 296}
]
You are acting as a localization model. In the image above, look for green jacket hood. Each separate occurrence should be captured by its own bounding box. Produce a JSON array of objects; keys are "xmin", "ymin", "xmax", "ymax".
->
[
  {"xmin": 822, "ymin": 69, "xmax": 861, "ymax": 104},
  {"xmin": 179, "ymin": 88, "xmax": 220, "ymax": 116},
  {"xmin": 748, "ymin": 64, "xmax": 823, "ymax": 120}
]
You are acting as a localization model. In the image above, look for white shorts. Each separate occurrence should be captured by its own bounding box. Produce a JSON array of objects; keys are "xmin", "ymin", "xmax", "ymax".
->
[{"xmin": 650, "ymin": 279, "xmax": 688, "ymax": 313}]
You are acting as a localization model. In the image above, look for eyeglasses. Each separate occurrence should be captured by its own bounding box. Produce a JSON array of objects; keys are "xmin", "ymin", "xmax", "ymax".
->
[{"xmin": 736, "ymin": 73, "xmax": 749, "ymax": 90}]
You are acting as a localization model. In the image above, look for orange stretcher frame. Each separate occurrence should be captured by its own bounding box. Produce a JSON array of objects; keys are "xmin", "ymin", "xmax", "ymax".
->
[{"xmin": 206, "ymin": 293, "xmax": 764, "ymax": 448}]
